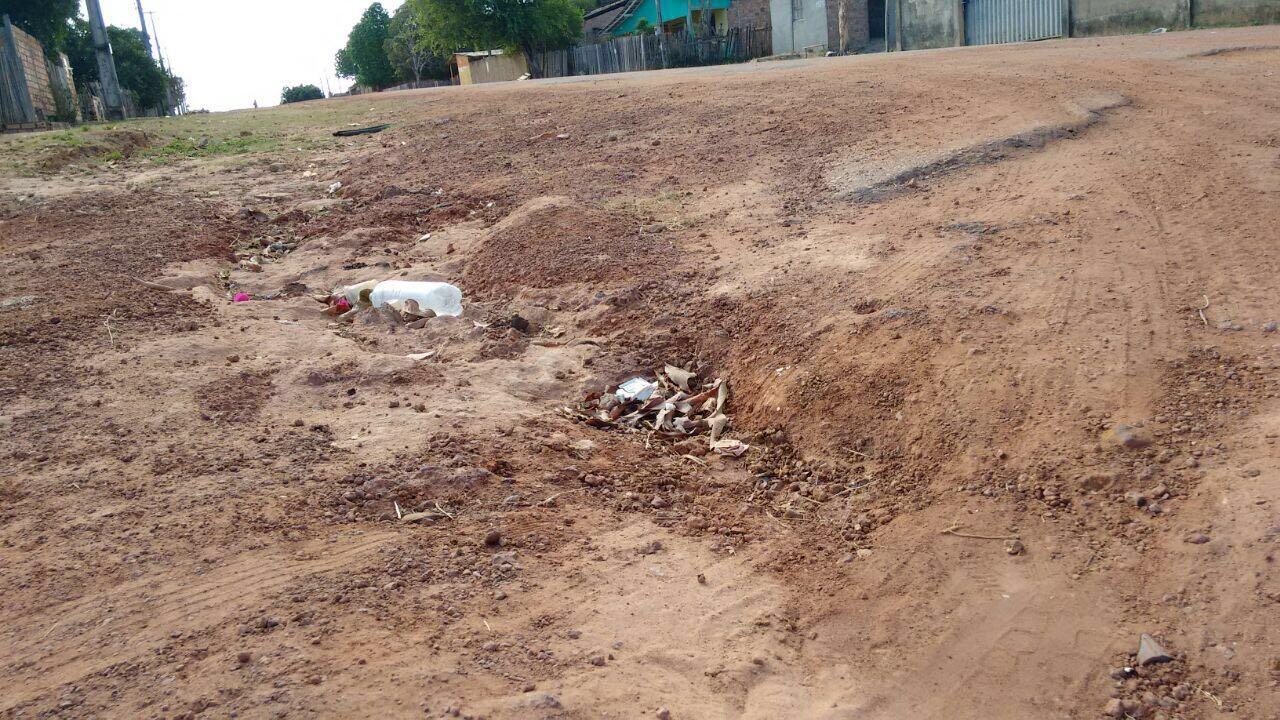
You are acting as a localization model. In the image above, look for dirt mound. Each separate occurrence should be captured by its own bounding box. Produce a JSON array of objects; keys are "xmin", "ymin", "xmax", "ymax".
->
[
  {"xmin": 36, "ymin": 129, "xmax": 153, "ymax": 172},
  {"xmin": 463, "ymin": 197, "xmax": 677, "ymax": 295}
]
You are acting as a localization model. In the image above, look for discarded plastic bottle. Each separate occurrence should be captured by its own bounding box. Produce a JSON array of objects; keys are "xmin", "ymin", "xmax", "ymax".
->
[
  {"xmin": 369, "ymin": 281, "xmax": 463, "ymax": 317},
  {"xmin": 335, "ymin": 279, "xmax": 380, "ymax": 304}
]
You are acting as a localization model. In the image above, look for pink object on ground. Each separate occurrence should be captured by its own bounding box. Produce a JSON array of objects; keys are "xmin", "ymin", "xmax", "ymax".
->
[
  {"xmin": 233, "ymin": 293, "xmax": 251, "ymax": 302},
  {"xmin": 334, "ymin": 297, "xmax": 350, "ymax": 311}
]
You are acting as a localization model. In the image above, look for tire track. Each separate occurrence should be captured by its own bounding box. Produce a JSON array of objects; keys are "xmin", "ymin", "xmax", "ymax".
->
[{"xmin": 0, "ymin": 533, "xmax": 392, "ymax": 712}]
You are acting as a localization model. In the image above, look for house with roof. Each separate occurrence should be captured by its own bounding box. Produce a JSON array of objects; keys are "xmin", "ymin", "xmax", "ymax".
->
[{"xmin": 585, "ymin": 0, "xmax": 767, "ymax": 37}]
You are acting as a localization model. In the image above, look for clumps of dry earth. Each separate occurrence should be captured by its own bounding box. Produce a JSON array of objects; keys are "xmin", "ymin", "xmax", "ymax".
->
[{"xmin": 2, "ymin": 26, "xmax": 1280, "ymax": 720}]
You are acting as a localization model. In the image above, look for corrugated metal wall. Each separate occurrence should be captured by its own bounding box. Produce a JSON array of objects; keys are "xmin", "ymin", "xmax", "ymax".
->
[{"xmin": 964, "ymin": 0, "xmax": 1066, "ymax": 45}]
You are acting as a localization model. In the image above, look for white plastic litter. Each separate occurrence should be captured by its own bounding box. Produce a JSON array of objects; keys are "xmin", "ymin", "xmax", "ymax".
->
[
  {"xmin": 334, "ymin": 279, "xmax": 380, "ymax": 304},
  {"xmin": 369, "ymin": 281, "xmax": 463, "ymax": 317},
  {"xmin": 616, "ymin": 377, "xmax": 658, "ymax": 402}
]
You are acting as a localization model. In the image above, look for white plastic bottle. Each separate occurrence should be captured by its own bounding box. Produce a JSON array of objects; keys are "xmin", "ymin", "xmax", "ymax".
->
[{"xmin": 369, "ymin": 281, "xmax": 463, "ymax": 317}]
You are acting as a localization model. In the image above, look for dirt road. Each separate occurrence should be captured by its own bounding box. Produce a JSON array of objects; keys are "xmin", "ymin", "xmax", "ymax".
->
[{"xmin": 2, "ymin": 26, "xmax": 1278, "ymax": 719}]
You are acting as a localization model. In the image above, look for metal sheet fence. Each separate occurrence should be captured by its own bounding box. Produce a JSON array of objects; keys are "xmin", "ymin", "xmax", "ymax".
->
[
  {"xmin": 540, "ymin": 26, "xmax": 771, "ymax": 78},
  {"xmin": 964, "ymin": 0, "xmax": 1066, "ymax": 45}
]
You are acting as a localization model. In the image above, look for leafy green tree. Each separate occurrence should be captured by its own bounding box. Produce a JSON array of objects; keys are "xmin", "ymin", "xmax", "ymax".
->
[
  {"xmin": 281, "ymin": 84, "xmax": 325, "ymax": 104},
  {"xmin": 409, "ymin": 0, "xmax": 582, "ymax": 78},
  {"xmin": 0, "ymin": 0, "xmax": 78, "ymax": 55},
  {"xmin": 108, "ymin": 27, "xmax": 166, "ymax": 108},
  {"xmin": 65, "ymin": 21, "xmax": 178, "ymax": 111},
  {"xmin": 335, "ymin": 3, "xmax": 397, "ymax": 89},
  {"xmin": 385, "ymin": 3, "xmax": 449, "ymax": 82},
  {"xmin": 335, "ymin": 47, "xmax": 358, "ymax": 79}
]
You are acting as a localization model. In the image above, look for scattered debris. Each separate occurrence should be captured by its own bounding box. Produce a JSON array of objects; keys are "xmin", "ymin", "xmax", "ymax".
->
[
  {"xmin": 562, "ymin": 365, "xmax": 748, "ymax": 456},
  {"xmin": 327, "ymin": 181, "xmax": 343, "ymax": 194},
  {"xmin": 333, "ymin": 124, "xmax": 391, "ymax": 137},
  {"xmin": 370, "ymin": 281, "xmax": 462, "ymax": 317},
  {"xmin": 319, "ymin": 280, "xmax": 463, "ymax": 322},
  {"xmin": 616, "ymin": 377, "xmax": 658, "ymax": 402}
]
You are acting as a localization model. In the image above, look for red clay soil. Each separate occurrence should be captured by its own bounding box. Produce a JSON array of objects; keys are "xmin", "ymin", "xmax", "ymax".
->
[{"xmin": 1, "ymin": 27, "xmax": 1279, "ymax": 720}]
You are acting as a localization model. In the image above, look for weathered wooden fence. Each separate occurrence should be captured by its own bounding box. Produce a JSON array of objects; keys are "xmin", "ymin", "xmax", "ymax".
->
[
  {"xmin": 0, "ymin": 15, "xmax": 37, "ymax": 125},
  {"xmin": 541, "ymin": 26, "xmax": 771, "ymax": 78},
  {"xmin": 46, "ymin": 53, "xmax": 77, "ymax": 121},
  {"xmin": 383, "ymin": 78, "xmax": 452, "ymax": 92}
]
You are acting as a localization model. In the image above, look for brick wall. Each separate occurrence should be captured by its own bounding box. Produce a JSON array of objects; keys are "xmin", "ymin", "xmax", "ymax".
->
[
  {"xmin": 728, "ymin": 0, "xmax": 773, "ymax": 30},
  {"xmin": 6, "ymin": 23, "xmax": 56, "ymax": 120},
  {"xmin": 827, "ymin": 0, "xmax": 870, "ymax": 51}
]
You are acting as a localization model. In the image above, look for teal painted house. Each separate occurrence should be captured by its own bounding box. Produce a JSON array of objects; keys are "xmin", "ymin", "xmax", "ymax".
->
[{"xmin": 586, "ymin": 0, "xmax": 733, "ymax": 36}]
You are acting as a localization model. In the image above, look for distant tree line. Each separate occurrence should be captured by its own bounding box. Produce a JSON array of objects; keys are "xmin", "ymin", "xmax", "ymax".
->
[
  {"xmin": 333, "ymin": 0, "xmax": 592, "ymax": 85},
  {"xmin": 0, "ymin": 0, "xmax": 184, "ymax": 115},
  {"xmin": 281, "ymin": 84, "xmax": 324, "ymax": 104}
]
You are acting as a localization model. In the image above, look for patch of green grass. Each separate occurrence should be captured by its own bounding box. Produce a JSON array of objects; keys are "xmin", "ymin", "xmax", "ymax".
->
[
  {"xmin": 1, "ymin": 92, "xmax": 417, "ymax": 177},
  {"xmin": 49, "ymin": 130, "xmax": 88, "ymax": 148},
  {"xmin": 140, "ymin": 134, "xmax": 281, "ymax": 163}
]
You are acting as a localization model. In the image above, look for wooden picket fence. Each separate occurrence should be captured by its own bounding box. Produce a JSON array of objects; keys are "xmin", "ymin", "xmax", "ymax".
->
[{"xmin": 540, "ymin": 26, "xmax": 771, "ymax": 78}]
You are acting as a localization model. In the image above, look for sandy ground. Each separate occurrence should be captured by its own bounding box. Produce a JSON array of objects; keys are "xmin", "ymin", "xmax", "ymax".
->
[{"xmin": 2, "ymin": 26, "xmax": 1279, "ymax": 720}]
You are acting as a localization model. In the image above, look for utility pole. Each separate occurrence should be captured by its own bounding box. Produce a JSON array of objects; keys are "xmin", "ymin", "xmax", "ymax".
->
[
  {"xmin": 85, "ymin": 0, "xmax": 125, "ymax": 120},
  {"xmin": 146, "ymin": 11, "xmax": 175, "ymax": 116},
  {"xmin": 135, "ymin": 0, "xmax": 153, "ymax": 58}
]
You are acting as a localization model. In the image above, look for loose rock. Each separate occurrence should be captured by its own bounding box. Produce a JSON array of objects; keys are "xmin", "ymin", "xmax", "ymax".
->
[
  {"xmin": 1137, "ymin": 633, "xmax": 1173, "ymax": 665},
  {"xmin": 529, "ymin": 694, "xmax": 561, "ymax": 709},
  {"xmin": 1101, "ymin": 423, "xmax": 1154, "ymax": 450}
]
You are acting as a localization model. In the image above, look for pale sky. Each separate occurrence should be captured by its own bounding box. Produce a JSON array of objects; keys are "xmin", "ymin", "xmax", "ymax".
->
[{"xmin": 83, "ymin": 0, "xmax": 404, "ymax": 111}]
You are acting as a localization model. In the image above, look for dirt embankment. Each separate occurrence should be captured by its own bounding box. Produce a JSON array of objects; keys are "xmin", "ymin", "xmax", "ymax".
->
[{"xmin": 1, "ymin": 26, "xmax": 1279, "ymax": 720}]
